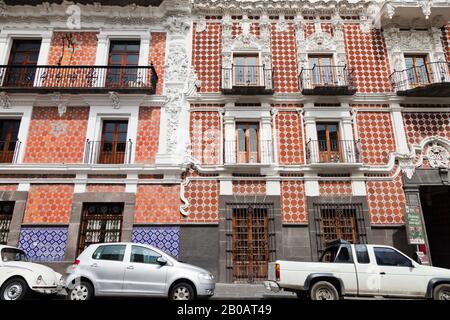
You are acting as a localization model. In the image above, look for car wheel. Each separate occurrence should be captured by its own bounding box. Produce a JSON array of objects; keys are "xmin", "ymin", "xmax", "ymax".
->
[
  {"xmin": 433, "ymin": 284, "xmax": 450, "ymax": 300},
  {"xmin": 1, "ymin": 278, "xmax": 29, "ymax": 301},
  {"xmin": 68, "ymin": 281, "xmax": 94, "ymax": 301},
  {"xmin": 170, "ymin": 282, "xmax": 195, "ymax": 301},
  {"xmin": 310, "ymin": 281, "xmax": 339, "ymax": 301}
]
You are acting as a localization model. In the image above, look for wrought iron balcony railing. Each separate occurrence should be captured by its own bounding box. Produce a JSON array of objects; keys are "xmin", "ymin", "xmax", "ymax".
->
[
  {"xmin": 306, "ymin": 139, "xmax": 361, "ymax": 164},
  {"xmin": 299, "ymin": 65, "xmax": 356, "ymax": 95},
  {"xmin": 222, "ymin": 65, "xmax": 274, "ymax": 94},
  {"xmin": 84, "ymin": 139, "xmax": 133, "ymax": 165},
  {"xmin": 0, "ymin": 140, "xmax": 21, "ymax": 164},
  {"xmin": 389, "ymin": 61, "xmax": 450, "ymax": 97},
  {"xmin": 224, "ymin": 140, "xmax": 273, "ymax": 164},
  {"xmin": 0, "ymin": 65, "xmax": 158, "ymax": 93}
]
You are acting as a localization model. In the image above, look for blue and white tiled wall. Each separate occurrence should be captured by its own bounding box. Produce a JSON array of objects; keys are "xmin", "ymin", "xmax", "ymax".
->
[
  {"xmin": 132, "ymin": 226, "xmax": 180, "ymax": 257},
  {"xmin": 18, "ymin": 227, "xmax": 68, "ymax": 262}
]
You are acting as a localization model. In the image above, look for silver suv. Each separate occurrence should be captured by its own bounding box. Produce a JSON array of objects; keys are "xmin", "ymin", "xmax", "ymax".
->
[{"xmin": 65, "ymin": 242, "xmax": 215, "ymax": 300}]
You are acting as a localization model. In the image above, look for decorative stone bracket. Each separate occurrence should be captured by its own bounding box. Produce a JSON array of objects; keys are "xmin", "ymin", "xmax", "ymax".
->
[{"xmin": 398, "ymin": 136, "xmax": 450, "ymax": 179}]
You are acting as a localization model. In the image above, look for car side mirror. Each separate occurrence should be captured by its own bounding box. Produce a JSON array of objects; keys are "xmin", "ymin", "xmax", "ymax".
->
[{"xmin": 157, "ymin": 257, "xmax": 167, "ymax": 266}]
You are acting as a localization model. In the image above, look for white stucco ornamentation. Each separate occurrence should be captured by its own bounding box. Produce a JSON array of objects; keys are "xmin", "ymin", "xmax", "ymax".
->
[
  {"xmin": 276, "ymin": 15, "xmax": 288, "ymax": 33},
  {"xmin": 195, "ymin": 15, "xmax": 207, "ymax": 32},
  {"xmin": 0, "ymin": 92, "xmax": 12, "ymax": 109},
  {"xmin": 109, "ymin": 91, "xmax": 120, "ymax": 109},
  {"xmin": 398, "ymin": 153, "xmax": 417, "ymax": 179},
  {"xmin": 428, "ymin": 143, "xmax": 450, "ymax": 168},
  {"xmin": 165, "ymin": 43, "xmax": 190, "ymax": 82}
]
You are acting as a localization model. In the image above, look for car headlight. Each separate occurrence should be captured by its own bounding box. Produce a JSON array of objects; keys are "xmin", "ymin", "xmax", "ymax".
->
[
  {"xmin": 199, "ymin": 273, "xmax": 214, "ymax": 281},
  {"xmin": 59, "ymin": 276, "xmax": 65, "ymax": 285},
  {"xmin": 36, "ymin": 275, "xmax": 43, "ymax": 285}
]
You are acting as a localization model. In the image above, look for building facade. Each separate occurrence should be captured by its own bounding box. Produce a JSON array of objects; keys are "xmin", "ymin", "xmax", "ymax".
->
[{"xmin": 0, "ymin": 0, "xmax": 449, "ymax": 283}]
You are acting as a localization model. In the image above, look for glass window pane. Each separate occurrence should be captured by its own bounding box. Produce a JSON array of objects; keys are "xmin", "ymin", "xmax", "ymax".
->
[
  {"xmin": 92, "ymin": 245, "xmax": 126, "ymax": 261},
  {"xmin": 131, "ymin": 246, "xmax": 161, "ymax": 264},
  {"xmin": 374, "ymin": 247, "xmax": 412, "ymax": 267},
  {"xmin": 237, "ymin": 128, "xmax": 246, "ymax": 152},
  {"xmin": 355, "ymin": 245, "xmax": 370, "ymax": 264}
]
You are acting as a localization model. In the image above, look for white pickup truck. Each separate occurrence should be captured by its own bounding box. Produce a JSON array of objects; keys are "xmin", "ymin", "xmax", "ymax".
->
[{"xmin": 265, "ymin": 240, "xmax": 450, "ymax": 300}]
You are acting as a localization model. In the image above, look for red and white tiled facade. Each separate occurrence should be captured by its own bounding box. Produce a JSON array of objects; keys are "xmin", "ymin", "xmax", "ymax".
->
[{"xmin": 0, "ymin": 0, "xmax": 449, "ymax": 279}]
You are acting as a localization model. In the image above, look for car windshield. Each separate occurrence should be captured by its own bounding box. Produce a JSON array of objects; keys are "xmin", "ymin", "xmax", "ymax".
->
[{"xmin": 1, "ymin": 248, "xmax": 28, "ymax": 262}]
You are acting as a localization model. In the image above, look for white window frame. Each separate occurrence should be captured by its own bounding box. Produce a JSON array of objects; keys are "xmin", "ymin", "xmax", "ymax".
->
[
  {"xmin": 85, "ymin": 106, "xmax": 139, "ymax": 164},
  {"xmin": 0, "ymin": 106, "xmax": 33, "ymax": 164}
]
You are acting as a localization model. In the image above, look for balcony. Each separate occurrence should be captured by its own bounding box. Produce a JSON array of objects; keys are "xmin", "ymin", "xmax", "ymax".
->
[
  {"xmin": 390, "ymin": 62, "xmax": 450, "ymax": 97},
  {"xmin": 0, "ymin": 65, "xmax": 158, "ymax": 94},
  {"xmin": 222, "ymin": 65, "xmax": 273, "ymax": 95},
  {"xmin": 299, "ymin": 65, "xmax": 356, "ymax": 95},
  {"xmin": 0, "ymin": 140, "xmax": 21, "ymax": 164},
  {"xmin": 84, "ymin": 140, "xmax": 133, "ymax": 165},
  {"xmin": 306, "ymin": 140, "xmax": 361, "ymax": 164},
  {"xmin": 224, "ymin": 140, "xmax": 273, "ymax": 165}
]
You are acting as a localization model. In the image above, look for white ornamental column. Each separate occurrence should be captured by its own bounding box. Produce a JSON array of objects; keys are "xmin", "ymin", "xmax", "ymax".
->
[{"xmin": 155, "ymin": 13, "xmax": 196, "ymax": 165}]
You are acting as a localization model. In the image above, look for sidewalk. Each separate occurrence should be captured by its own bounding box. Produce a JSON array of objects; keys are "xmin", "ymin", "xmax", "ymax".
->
[{"xmin": 212, "ymin": 283, "xmax": 296, "ymax": 300}]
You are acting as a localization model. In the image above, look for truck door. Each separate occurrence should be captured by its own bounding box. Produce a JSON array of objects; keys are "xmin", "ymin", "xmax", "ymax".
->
[
  {"xmin": 372, "ymin": 247, "xmax": 428, "ymax": 297},
  {"xmin": 353, "ymin": 244, "xmax": 380, "ymax": 296}
]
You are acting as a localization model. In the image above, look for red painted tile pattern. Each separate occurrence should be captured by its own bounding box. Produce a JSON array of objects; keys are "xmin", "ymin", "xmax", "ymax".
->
[
  {"xmin": 281, "ymin": 181, "xmax": 307, "ymax": 223},
  {"xmin": 24, "ymin": 107, "xmax": 89, "ymax": 164},
  {"xmin": 232, "ymin": 180, "xmax": 266, "ymax": 195},
  {"xmin": 149, "ymin": 32, "xmax": 166, "ymax": 95},
  {"xmin": 352, "ymin": 104, "xmax": 389, "ymax": 109},
  {"xmin": 190, "ymin": 111, "xmax": 221, "ymax": 165},
  {"xmin": 23, "ymin": 184, "xmax": 74, "ymax": 224},
  {"xmin": 86, "ymin": 184, "xmax": 126, "ymax": 193},
  {"xmin": 319, "ymin": 181, "xmax": 352, "ymax": 195},
  {"xmin": 134, "ymin": 185, "xmax": 180, "ymax": 224},
  {"xmin": 367, "ymin": 176, "xmax": 405, "ymax": 224},
  {"xmin": 135, "ymin": 107, "xmax": 160, "ymax": 164},
  {"xmin": 403, "ymin": 112, "xmax": 450, "ymax": 145},
  {"xmin": 183, "ymin": 180, "xmax": 219, "ymax": 223},
  {"xmin": 276, "ymin": 111, "xmax": 304, "ymax": 164},
  {"xmin": 192, "ymin": 23, "xmax": 222, "ymax": 93},
  {"xmin": 442, "ymin": 25, "xmax": 450, "ymax": 61},
  {"xmin": 47, "ymin": 32, "xmax": 98, "ymax": 66},
  {"xmin": 0, "ymin": 184, "xmax": 18, "ymax": 191},
  {"xmin": 271, "ymin": 23, "xmax": 298, "ymax": 93},
  {"xmin": 344, "ymin": 24, "xmax": 391, "ymax": 93},
  {"xmin": 357, "ymin": 112, "xmax": 396, "ymax": 165}
]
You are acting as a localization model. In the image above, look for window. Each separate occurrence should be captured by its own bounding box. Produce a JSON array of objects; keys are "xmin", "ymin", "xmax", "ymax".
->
[
  {"xmin": 107, "ymin": 40, "xmax": 140, "ymax": 87},
  {"xmin": 1, "ymin": 248, "xmax": 27, "ymax": 262},
  {"xmin": 99, "ymin": 120, "xmax": 128, "ymax": 164},
  {"xmin": 355, "ymin": 244, "xmax": 370, "ymax": 264},
  {"xmin": 5, "ymin": 39, "xmax": 41, "ymax": 87},
  {"xmin": 309, "ymin": 55, "xmax": 334, "ymax": 85},
  {"xmin": 0, "ymin": 202, "xmax": 15, "ymax": 244},
  {"xmin": 130, "ymin": 246, "xmax": 161, "ymax": 264},
  {"xmin": 233, "ymin": 54, "xmax": 259, "ymax": 86},
  {"xmin": 335, "ymin": 245, "xmax": 353, "ymax": 263},
  {"xmin": 404, "ymin": 55, "xmax": 430, "ymax": 86},
  {"xmin": 374, "ymin": 247, "xmax": 413, "ymax": 267},
  {"xmin": 316, "ymin": 122, "xmax": 341, "ymax": 162},
  {"xmin": 92, "ymin": 245, "xmax": 126, "ymax": 262},
  {"xmin": 77, "ymin": 203, "xmax": 124, "ymax": 255},
  {"xmin": 236, "ymin": 123, "xmax": 259, "ymax": 163},
  {"xmin": 0, "ymin": 120, "xmax": 20, "ymax": 163}
]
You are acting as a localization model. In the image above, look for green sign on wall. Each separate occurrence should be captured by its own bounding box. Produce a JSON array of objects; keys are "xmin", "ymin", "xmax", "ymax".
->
[{"xmin": 405, "ymin": 206, "xmax": 425, "ymax": 245}]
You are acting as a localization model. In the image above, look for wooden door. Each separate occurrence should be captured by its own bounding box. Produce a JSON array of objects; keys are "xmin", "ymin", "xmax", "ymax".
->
[
  {"xmin": 309, "ymin": 55, "xmax": 334, "ymax": 86},
  {"xmin": 99, "ymin": 120, "xmax": 128, "ymax": 164},
  {"xmin": 236, "ymin": 123, "xmax": 259, "ymax": 164},
  {"xmin": 107, "ymin": 41, "xmax": 140, "ymax": 87},
  {"xmin": 232, "ymin": 206, "xmax": 269, "ymax": 283},
  {"xmin": 5, "ymin": 40, "xmax": 41, "ymax": 87},
  {"xmin": 0, "ymin": 119, "xmax": 20, "ymax": 163},
  {"xmin": 316, "ymin": 122, "xmax": 341, "ymax": 163},
  {"xmin": 404, "ymin": 55, "xmax": 430, "ymax": 87},
  {"xmin": 233, "ymin": 54, "xmax": 259, "ymax": 86}
]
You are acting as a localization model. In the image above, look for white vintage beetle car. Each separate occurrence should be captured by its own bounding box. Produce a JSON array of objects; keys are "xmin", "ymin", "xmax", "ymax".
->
[{"xmin": 0, "ymin": 245, "xmax": 64, "ymax": 300}]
